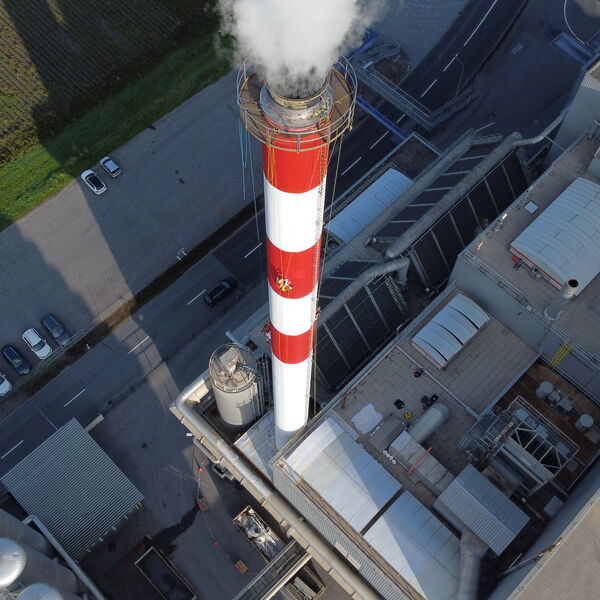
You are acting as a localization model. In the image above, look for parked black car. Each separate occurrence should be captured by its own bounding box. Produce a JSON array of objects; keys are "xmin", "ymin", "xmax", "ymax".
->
[
  {"xmin": 41, "ymin": 314, "xmax": 71, "ymax": 346},
  {"xmin": 203, "ymin": 279, "xmax": 237, "ymax": 307},
  {"xmin": 2, "ymin": 345, "xmax": 31, "ymax": 375}
]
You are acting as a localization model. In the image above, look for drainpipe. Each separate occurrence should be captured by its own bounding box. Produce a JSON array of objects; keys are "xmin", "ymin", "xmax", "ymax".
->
[
  {"xmin": 319, "ymin": 257, "xmax": 411, "ymax": 323},
  {"xmin": 455, "ymin": 530, "xmax": 488, "ymax": 600},
  {"xmin": 384, "ymin": 132, "xmax": 523, "ymax": 260},
  {"xmin": 173, "ymin": 383, "xmax": 380, "ymax": 600},
  {"xmin": 22, "ymin": 516, "xmax": 105, "ymax": 600}
]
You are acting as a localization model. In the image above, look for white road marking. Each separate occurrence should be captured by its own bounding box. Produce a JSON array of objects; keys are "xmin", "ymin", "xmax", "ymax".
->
[
  {"xmin": 243, "ymin": 242, "xmax": 263, "ymax": 259},
  {"xmin": 464, "ymin": 0, "xmax": 498, "ymax": 46},
  {"xmin": 1, "ymin": 440, "xmax": 23, "ymax": 460},
  {"xmin": 395, "ymin": 114, "xmax": 406, "ymax": 124},
  {"xmin": 370, "ymin": 131, "xmax": 389, "ymax": 149},
  {"xmin": 64, "ymin": 388, "xmax": 87, "ymax": 407},
  {"xmin": 186, "ymin": 289, "xmax": 206, "ymax": 306},
  {"xmin": 420, "ymin": 79, "xmax": 437, "ymax": 97},
  {"xmin": 127, "ymin": 335, "xmax": 150, "ymax": 354},
  {"xmin": 340, "ymin": 157, "xmax": 362, "ymax": 176},
  {"xmin": 443, "ymin": 56, "xmax": 457, "ymax": 72}
]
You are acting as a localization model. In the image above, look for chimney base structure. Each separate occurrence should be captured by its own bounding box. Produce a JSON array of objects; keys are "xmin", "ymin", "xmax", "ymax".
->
[{"xmin": 238, "ymin": 61, "xmax": 356, "ymax": 448}]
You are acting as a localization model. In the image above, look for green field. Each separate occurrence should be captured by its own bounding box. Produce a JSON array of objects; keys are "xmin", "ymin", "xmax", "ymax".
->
[{"xmin": 0, "ymin": 0, "xmax": 230, "ymax": 228}]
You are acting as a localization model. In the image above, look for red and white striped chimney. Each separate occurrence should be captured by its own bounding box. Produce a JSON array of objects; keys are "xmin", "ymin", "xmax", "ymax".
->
[{"xmin": 238, "ymin": 63, "xmax": 355, "ymax": 448}]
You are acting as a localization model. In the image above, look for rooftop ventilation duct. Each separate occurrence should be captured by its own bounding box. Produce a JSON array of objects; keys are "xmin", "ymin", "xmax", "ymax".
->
[{"xmin": 544, "ymin": 278, "xmax": 579, "ymax": 321}]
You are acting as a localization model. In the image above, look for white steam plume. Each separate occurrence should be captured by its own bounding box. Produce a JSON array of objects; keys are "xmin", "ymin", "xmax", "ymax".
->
[{"xmin": 219, "ymin": 0, "xmax": 386, "ymax": 97}]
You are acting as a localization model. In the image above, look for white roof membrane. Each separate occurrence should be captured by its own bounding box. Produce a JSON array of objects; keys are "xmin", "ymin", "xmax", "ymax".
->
[
  {"xmin": 412, "ymin": 294, "xmax": 489, "ymax": 368},
  {"xmin": 325, "ymin": 168, "xmax": 413, "ymax": 243},
  {"xmin": 287, "ymin": 418, "xmax": 402, "ymax": 532},
  {"xmin": 364, "ymin": 492, "xmax": 460, "ymax": 600},
  {"xmin": 510, "ymin": 177, "xmax": 600, "ymax": 291}
]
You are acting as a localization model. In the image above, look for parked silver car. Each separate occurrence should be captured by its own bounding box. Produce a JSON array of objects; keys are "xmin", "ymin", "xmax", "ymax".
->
[
  {"xmin": 80, "ymin": 169, "xmax": 106, "ymax": 195},
  {"xmin": 22, "ymin": 328, "xmax": 52, "ymax": 360},
  {"xmin": 100, "ymin": 156, "xmax": 121, "ymax": 177}
]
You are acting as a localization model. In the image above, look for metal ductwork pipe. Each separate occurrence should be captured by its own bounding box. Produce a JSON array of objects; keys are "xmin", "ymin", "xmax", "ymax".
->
[
  {"xmin": 363, "ymin": 132, "xmax": 478, "ymax": 247},
  {"xmin": 0, "ymin": 538, "xmax": 79, "ymax": 594},
  {"xmin": 0, "ymin": 509, "xmax": 51, "ymax": 556},
  {"xmin": 409, "ymin": 403, "xmax": 450, "ymax": 444},
  {"xmin": 18, "ymin": 583, "xmax": 83, "ymax": 600},
  {"xmin": 543, "ymin": 278, "xmax": 579, "ymax": 321},
  {"xmin": 173, "ymin": 382, "xmax": 380, "ymax": 600},
  {"xmin": 455, "ymin": 530, "xmax": 488, "ymax": 600},
  {"xmin": 22, "ymin": 517, "xmax": 105, "ymax": 600},
  {"xmin": 384, "ymin": 132, "xmax": 523, "ymax": 260},
  {"xmin": 319, "ymin": 257, "xmax": 411, "ymax": 324}
]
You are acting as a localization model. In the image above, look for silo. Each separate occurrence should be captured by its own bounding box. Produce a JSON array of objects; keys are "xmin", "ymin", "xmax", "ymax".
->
[
  {"xmin": 18, "ymin": 583, "xmax": 82, "ymax": 600},
  {"xmin": 209, "ymin": 344, "xmax": 261, "ymax": 430},
  {"xmin": 0, "ymin": 510, "xmax": 51, "ymax": 556},
  {"xmin": 0, "ymin": 538, "xmax": 79, "ymax": 594}
]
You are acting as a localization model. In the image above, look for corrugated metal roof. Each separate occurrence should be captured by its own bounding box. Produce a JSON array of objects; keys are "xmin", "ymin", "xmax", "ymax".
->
[
  {"xmin": 1, "ymin": 419, "xmax": 143, "ymax": 559},
  {"xmin": 364, "ymin": 492, "xmax": 460, "ymax": 600},
  {"xmin": 411, "ymin": 294, "xmax": 489, "ymax": 368},
  {"xmin": 510, "ymin": 177, "xmax": 600, "ymax": 292},
  {"xmin": 433, "ymin": 464, "xmax": 529, "ymax": 555},
  {"xmin": 326, "ymin": 168, "xmax": 413, "ymax": 243},
  {"xmin": 234, "ymin": 411, "xmax": 277, "ymax": 480},
  {"xmin": 287, "ymin": 418, "xmax": 401, "ymax": 532}
]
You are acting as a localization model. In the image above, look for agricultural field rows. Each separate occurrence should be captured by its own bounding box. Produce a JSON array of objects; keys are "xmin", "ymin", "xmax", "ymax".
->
[{"xmin": 0, "ymin": 0, "xmax": 214, "ymax": 164}]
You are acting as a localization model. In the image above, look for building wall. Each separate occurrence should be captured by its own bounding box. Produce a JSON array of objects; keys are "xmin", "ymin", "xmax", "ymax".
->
[
  {"xmin": 451, "ymin": 257, "xmax": 600, "ymax": 402},
  {"xmin": 272, "ymin": 466, "xmax": 412, "ymax": 600},
  {"xmin": 551, "ymin": 60, "xmax": 600, "ymax": 161},
  {"xmin": 487, "ymin": 461, "xmax": 600, "ymax": 599}
]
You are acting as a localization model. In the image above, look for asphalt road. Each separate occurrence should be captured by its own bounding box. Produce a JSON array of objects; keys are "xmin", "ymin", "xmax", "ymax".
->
[
  {"xmin": 401, "ymin": 0, "xmax": 529, "ymax": 111},
  {"xmin": 0, "ymin": 253, "xmax": 265, "ymax": 474}
]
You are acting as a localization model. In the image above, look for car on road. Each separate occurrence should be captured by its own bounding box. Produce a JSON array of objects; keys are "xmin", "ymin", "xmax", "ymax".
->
[
  {"xmin": 99, "ymin": 156, "xmax": 121, "ymax": 177},
  {"xmin": 203, "ymin": 279, "xmax": 236, "ymax": 307},
  {"xmin": 0, "ymin": 372, "xmax": 12, "ymax": 396},
  {"xmin": 2, "ymin": 345, "xmax": 31, "ymax": 375},
  {"xmin": 22, "ymin": 328, "xmax": 53, "ymax": 360},
  {"xmin": 41, "ymin": 314, "xmax": 71, "ymax": 346},
  {"xmin": 80, "ymin": 169, "xmax": 106, "ymax": 195}
]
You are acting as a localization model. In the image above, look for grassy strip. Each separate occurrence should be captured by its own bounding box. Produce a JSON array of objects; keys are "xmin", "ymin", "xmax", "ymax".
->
[{"xmin": 0, "ymin": 34, "xmax": 231, "ymax": 229}]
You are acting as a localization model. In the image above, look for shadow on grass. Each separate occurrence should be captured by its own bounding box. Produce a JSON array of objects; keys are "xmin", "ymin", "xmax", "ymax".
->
[{"xmin": 0, "ymin": 0, "xmax": 231, "ymax": 228}]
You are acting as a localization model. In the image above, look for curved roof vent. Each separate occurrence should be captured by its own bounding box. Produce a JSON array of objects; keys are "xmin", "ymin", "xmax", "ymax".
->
[
  {"xmin": 510, "ymin": 177, "xmax": 600, "ymax": 292},
  {"xmin": 411, "ymin": 294, "xmax": 489, "ymax": 369}
]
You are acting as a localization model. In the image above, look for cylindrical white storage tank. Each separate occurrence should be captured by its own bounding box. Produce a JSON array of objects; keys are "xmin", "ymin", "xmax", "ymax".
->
[
  {"xmin": 0, "ymin": 538, "xmax": 79, "ymax": 594},
  {"xmin": 209, "ymin": 344, "xmax": 260, "ymax": 430},
  {"xmin": 0, "ymin": 511, "xmax": 51, "ymax": 556},
  {"xmin": 410, "ymin": 403, "xmax": 450, "ymax": 444},
  {"xmin": 18, "ymin": 583, "xmax": 82, "ymax": 600}
]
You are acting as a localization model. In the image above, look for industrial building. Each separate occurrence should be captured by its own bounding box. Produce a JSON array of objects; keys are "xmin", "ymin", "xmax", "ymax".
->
[
  {"xmin": 0, "ymin": 420, "xmax": 142, "ymax": 599},
  {"xmin": 172, "ymin": 53, "xmax": 600, "ymax": 600}
]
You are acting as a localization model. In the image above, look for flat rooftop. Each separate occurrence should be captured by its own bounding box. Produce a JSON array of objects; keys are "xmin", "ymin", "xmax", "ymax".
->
[
  {"xmin": 323, "ymin": 285, "xmax": 536, "ymax": 509},
  {"xmin": 462, "ymin": 134, "xmax": 600, "ymax": 357}
]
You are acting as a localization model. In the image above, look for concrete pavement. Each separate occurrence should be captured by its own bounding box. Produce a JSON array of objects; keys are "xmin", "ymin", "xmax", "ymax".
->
[
  {"xmin": 0, "ymin": 70, "xmax": 263, "ymax": 350},
  {"xmin": 0, "ymin": 250, "xmax": 266, "ymax": 470}
]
